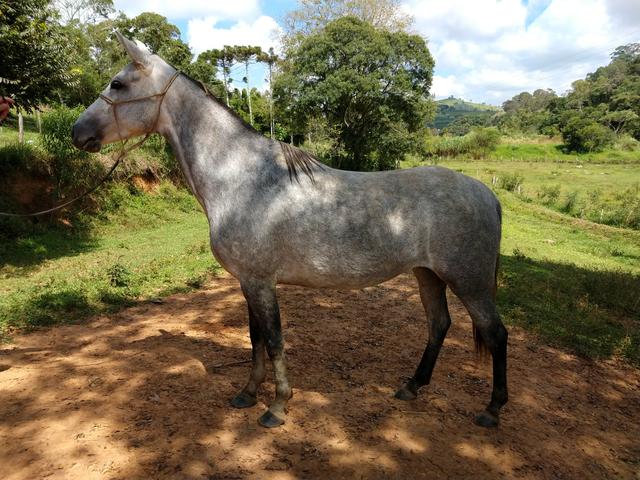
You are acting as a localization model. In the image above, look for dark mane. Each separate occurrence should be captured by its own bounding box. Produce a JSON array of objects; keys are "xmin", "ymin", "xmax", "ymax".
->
[
  {"xmin": 177, "ymin": 69, "xmax": 322, "ymax": 183},
  {"xmin": 278, "ymin": 141, "xmax": 324, "ymax": 184}
]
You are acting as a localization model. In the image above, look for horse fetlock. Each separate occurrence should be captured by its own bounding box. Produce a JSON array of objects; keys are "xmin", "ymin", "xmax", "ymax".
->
[{"xmin": 276, "ymin": 383, "xmax": 293, "ymax": 401}]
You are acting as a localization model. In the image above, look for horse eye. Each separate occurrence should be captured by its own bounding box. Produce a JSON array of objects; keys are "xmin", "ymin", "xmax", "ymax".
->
[{"xmin": 110, "ymin": 80, "xmax": 123, "ymax": 90}]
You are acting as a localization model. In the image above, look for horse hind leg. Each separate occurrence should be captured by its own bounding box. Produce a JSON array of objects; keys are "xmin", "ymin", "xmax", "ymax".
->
[
  {"xmin": 395, "ymin": 267, "xmax": 451, "ymax": 400},
  {"xmin": 458, "ymin": 293, "xmax": 508, "ymax": 427}
]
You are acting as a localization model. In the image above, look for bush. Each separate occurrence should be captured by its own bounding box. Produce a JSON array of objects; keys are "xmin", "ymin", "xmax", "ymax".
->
[
  {"xmin": 424, "ymin": 127, "xmax": 500, "ymax": 159},
  {"xmin": 561, "ymin": 116, "xmax": 614, "ymax": 153},
  {"xmin": 41, "ymin": 106, "xmax": 105, "ymax": 194},
  {"xmin": 425, "ymin": 135, "xmax": 470, "ymax": 157},
  {"xmin": 497, "ymin": 173, "xmax": 524, "ymax": 192},
  {"xmin": 537, "ymin": 184, "xmax": 561, "ymax": 205},
  {"xmin": 614, "ymin": 134, "xmax": 640, "ymax": 152},
  {"xmin": 0, "ymin": 142, "xmax": 48, "ymax": 175},
  {"xmin": 467, "ymin": 127, "xmax": 501, "ymax": 157},
  {"xmin": 42, "ymin": 106, "xmax": 87, "ymax": 162},
  {"xmin": 560, "ymin": 191, "xmax": 579, "ymax": 213}
]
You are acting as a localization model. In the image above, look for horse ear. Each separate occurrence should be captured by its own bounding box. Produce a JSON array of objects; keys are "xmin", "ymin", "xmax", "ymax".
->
[{"xmin": 115, "ymin": 31, "xmax": 151, "ymax": 69}]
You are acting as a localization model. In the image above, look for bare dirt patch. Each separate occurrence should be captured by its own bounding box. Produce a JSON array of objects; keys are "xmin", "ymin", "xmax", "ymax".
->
[{"xmin": 1, "ymin": 273, "xmax": 638, "ymax": 479}]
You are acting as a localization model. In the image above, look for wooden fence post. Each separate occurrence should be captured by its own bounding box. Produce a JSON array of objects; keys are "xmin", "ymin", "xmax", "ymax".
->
[{"xmin": 18, "ymin": 112, "xmax": 24, "ymax": 143}]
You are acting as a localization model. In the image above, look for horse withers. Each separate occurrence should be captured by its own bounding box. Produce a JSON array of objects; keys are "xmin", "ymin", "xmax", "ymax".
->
[{"xmin": 72, "ymin": 33, "xmax": 508, "ymax": 429}]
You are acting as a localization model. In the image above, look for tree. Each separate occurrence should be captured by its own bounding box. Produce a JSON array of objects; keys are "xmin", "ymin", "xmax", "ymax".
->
[
  {"xmin": 498, "ymin": 89, "xmax": 557, "ymax": 134},
  {"xmin": 115, "ymin": 12, "xmax": 192, "ymax": 69},
  {"xmin": 233, "ymin": 46, "xmax": 263, "ymax": 126},
  {"xmin": 54, "ymin": 0, "xmax": 113, "ymax": 24},
  {"xmin": 560, "ymin": 114, "xmax": 614, "ymax": 152},
  {"xmin": 0, "ymin": 0, "xmax": 76, "ymax": 111},
  {"xmin": 258, "ymin": 47, "xmax": 279, "ymax": 139},
  {"xmin": 184, "ymin": 51, "xmax": 225, "ymax": 97},
  {"xmin": 283, "ymin": 0, "xmax": 412, "ymax": 49},
  {"xmin": 203, "ymin": 47, "xmax": 236, "ymax": 106},
  {"xmin": 274, "ymin": 16, "xmax": 435, "ymax": 170}
]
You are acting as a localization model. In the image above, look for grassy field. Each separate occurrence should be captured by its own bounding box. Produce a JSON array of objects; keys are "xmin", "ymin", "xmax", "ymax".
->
[
  {"xmin": 491, "ymin": 140, "xmax": 640, "ymax": 164},
  {"xmin": 496, "ymin": 192, "xmax": 639, "ymax": 363},
  {"xmin": 0, "ymin": 183, "xmax": 219, "ymax": 336}
]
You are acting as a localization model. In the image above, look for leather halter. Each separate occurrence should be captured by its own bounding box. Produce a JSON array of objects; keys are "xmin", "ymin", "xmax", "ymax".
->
[{"xmin": 99, "ymin": 69, "xmax": 181, "ymax": 144}]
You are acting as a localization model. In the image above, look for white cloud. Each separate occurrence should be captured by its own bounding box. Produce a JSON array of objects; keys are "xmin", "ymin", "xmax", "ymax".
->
[
  {"xmin": 113, "ymin": 0, "xmax": 259, "ymax": 21},
  {"xmin": 406, "ymin": 0, "xmax": 640, "ymax": 104},
  {"xmin": 187, "ymin": 15, "xmax": 282, "ymax": 55},
  {"xmin": 432, "ymin": 75, "xmax": 467, "ymax": 99}
]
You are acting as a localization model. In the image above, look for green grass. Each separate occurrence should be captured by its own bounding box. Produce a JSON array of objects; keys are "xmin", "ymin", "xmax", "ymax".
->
[
  {"xmin": 0, "ymin": 182, "xmax": 219, "ymax": 337},
  {"xmin": 497, "ymin": 191, "xmax": 640, "ymax": 363},
  {"xmin": 403, "ymin": 158, "xmax": 640, "ymax": 230},
  {"xmin": 491, "ymin": 138, "xmax": 640, "ymax": 164}
]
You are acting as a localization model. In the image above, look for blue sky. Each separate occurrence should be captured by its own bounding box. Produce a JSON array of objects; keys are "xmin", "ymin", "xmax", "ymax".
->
[{"xmin": 114, "ymin": 0, "xmax": 640, "ymax": 105}]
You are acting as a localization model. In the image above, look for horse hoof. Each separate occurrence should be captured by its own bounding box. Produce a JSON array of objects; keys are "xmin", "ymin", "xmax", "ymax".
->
[
  {"xmin": 474, "ymin": 410, "xmax": 499, "ymax": 428},
  {"xmin": 230, "ymin": 391, "xmax": 257, "ymax": 409},
  {"xmin": 394, "ymin": 385, "xmax": 417, "ymax": 401},
  {"xmin": 258, "ymin": 410, "xmax": 285, "ymax": 428}
]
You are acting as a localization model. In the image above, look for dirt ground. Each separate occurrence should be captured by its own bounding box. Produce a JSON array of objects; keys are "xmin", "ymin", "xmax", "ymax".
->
[{"xmin": 1, "ymin": 273, "xmax": 638, "ymax": 480}]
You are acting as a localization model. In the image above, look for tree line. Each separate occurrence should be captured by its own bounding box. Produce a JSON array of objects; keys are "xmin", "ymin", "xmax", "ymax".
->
[
  {"xmin": 3, "ymin": 0, "xmax": 635, "ymax": 171},
  {"xmin": 1, "ymin": 0, "xmax": 434, "ymax": 171},
  {"xmin": 449, "ymin": 44, "xmax": 640, "ymax": 153}
]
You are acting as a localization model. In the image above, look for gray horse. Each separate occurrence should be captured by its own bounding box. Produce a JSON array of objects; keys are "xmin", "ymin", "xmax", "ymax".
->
[{"xmin": 72, "ymin": 34, "xmax": 508, "ymax": 429}]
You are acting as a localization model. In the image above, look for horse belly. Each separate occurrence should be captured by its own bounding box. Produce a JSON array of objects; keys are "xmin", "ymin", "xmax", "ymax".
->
[{"xmin": 276, "ymin": 238, "xmax": 421, "ymax": 289}]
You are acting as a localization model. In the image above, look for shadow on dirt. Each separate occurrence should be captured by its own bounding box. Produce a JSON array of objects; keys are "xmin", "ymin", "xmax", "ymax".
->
[{"xmin": 0, "ymin": 274, "xmax": 638, "ymax": 479}]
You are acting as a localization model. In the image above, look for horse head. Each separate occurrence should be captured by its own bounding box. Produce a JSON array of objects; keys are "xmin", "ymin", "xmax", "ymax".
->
[{"xmin": 72, "ymin": 32, "xmax": 177, "ymax": 152}]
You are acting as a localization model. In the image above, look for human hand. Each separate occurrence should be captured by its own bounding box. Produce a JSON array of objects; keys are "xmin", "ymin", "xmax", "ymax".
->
[{"xmin": 0, "ymin": 96, "xmax": 15, "ymax": 123}]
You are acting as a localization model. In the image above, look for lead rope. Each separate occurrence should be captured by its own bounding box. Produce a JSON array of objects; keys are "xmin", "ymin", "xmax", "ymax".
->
[{"xmin": 0, "ymin": 71, "xmax": 181, "ymax": 218}]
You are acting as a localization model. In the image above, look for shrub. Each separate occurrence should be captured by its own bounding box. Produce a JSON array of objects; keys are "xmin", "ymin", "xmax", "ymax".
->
[
  {"xmin": 424, "ymin": 127, "xmax": 500, "ymax": 159},
  {"xmin": 107, "ymin": 262, "xmax": 131, "ymax": 288},
  {"xmin": 42, "ymin": 106, "xmax": 87, "ymax": 162},
  {"xmin": 498, "ymin": 173, "xmax": 524, "ymax": 192},
  {"xmin": 42, "ymin": 106, "xmax": 105, "ymax": 194},
  {"xmin": 537, "ymin": 184, "xmax": 561, "ymax": 205},
  {"xmin": 560, "ymin": 191, "xmax": 579, "ymax": 213},
  {"xmin": 0, "ymin": 142, "xmax": 48, "ymax": 175},
  {"xmin": 614, "ymin": 134, "xmax": 640, "ymax": 152},
  {"xmin": 467, "ymin": 127, "xmax": 501, "ymax": 158},
  {"xmin": 560, "ymin": 116, "xmax": 614, "ymax": 153}
]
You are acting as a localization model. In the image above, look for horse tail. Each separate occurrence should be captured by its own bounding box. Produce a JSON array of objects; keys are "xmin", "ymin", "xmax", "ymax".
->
[{"xmin": 473, "ymin": 200, "xmax": 502, "ymax": 357}]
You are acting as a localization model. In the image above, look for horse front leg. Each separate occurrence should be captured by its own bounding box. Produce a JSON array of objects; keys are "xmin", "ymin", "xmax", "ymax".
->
[
  {"xmin": 240, "ymin": 278, "xmax": 292, "ymax": 428},
  {"xmin": 230, "ymin": 305, "xmax": 266, "ymax": 408}
]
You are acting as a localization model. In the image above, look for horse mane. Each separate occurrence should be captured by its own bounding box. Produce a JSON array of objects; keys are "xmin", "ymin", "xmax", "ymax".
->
[
  {"xmin": 176, "ymin": 69, "xmax": 322, "ymax": 183},
  {"xmin": 278, "ymin": 141, "xmax": 323, "ymax": 183}
]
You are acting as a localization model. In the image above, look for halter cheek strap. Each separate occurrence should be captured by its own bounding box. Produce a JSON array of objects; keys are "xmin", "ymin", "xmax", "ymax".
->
[{"xmin": 99, "ymin": 70, "xmax": 181, "ymax": 145}]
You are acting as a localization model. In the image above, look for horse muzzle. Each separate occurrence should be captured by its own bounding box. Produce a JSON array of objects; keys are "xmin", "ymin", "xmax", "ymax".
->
[{"xmin": 72, "ymin": 121, "xmax": 103, "ymax": 153}]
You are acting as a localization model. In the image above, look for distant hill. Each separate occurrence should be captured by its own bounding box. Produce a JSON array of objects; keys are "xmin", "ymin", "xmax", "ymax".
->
[{"xmin": 431, "ymin": 96, "xmax": 500, "ymax": 130}]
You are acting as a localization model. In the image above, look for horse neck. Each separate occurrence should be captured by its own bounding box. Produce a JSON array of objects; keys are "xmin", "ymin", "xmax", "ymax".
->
[{"xmin": 157, "ymin": 75, "xmax": 274, "ymax": 206}]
